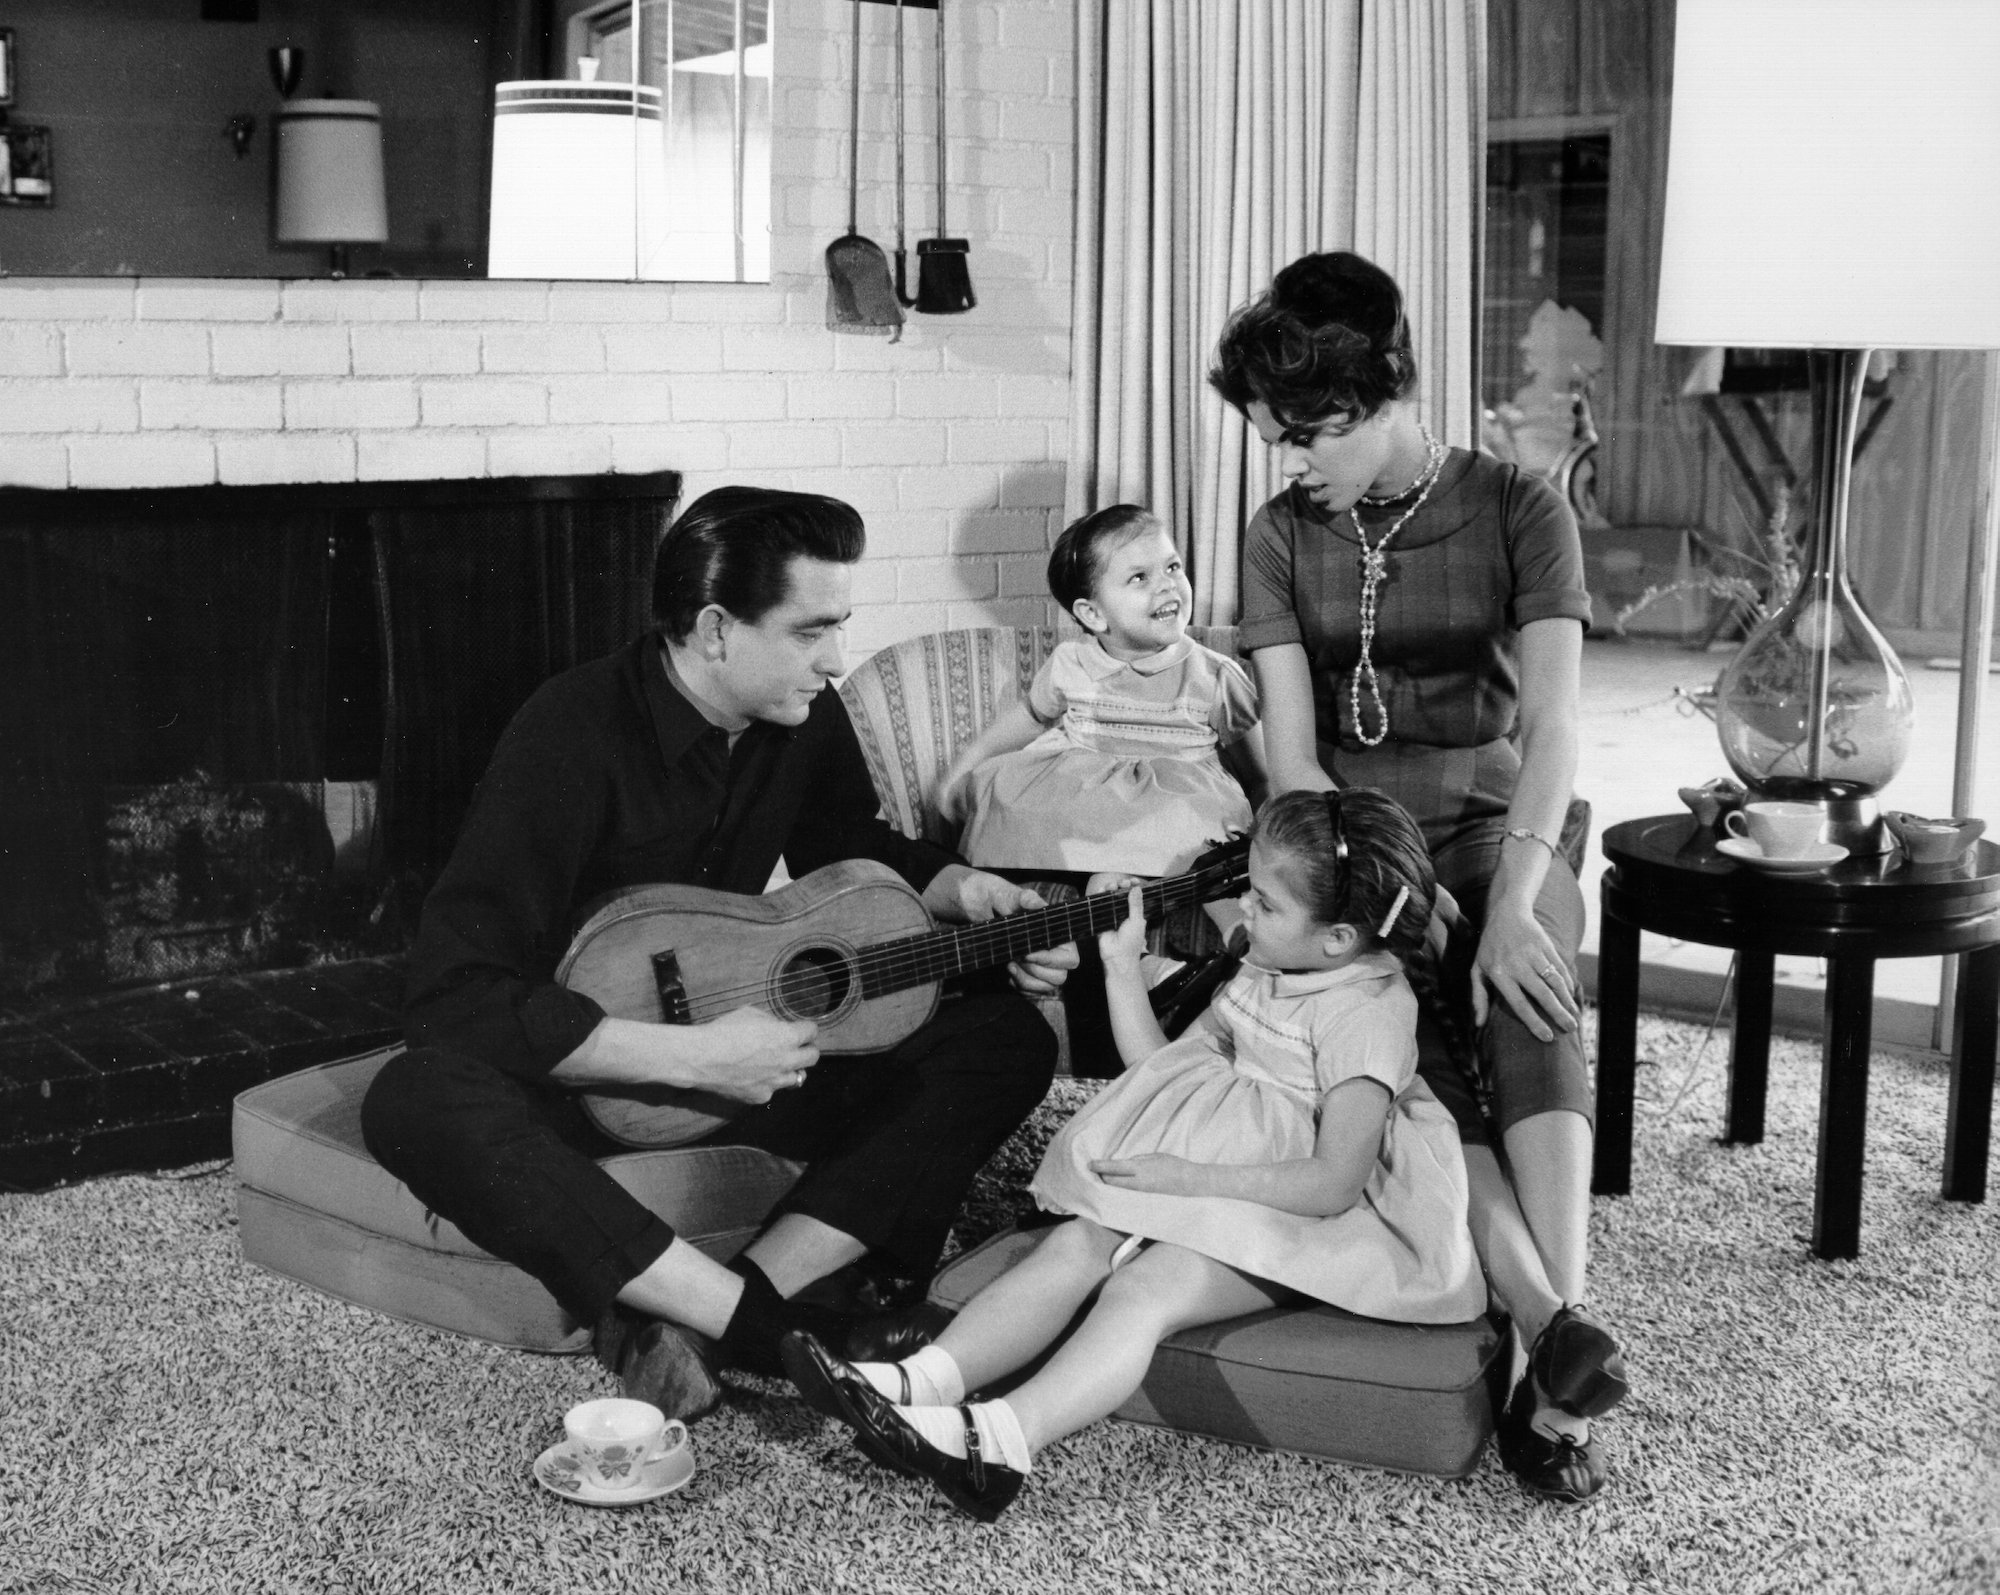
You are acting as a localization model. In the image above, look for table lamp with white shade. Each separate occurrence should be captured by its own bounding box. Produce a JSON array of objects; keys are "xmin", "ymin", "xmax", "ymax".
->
[
  {"xmin": 273, "ymin": 99, "xmax": 388, "ymax": 278},
  {"xmin": 1655, "ymin": 0, "xmax": 2000, "ymax": 853}
]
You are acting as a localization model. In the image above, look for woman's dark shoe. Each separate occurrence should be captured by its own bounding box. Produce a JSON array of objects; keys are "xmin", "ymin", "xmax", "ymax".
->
[
  {"xmin": 782, "ymin": 1332, "xmax": 1025, "ymax": 1521},
  {"xmin": 1528, "ymin": 1303, "xmax": 1629, "ymax": 1419},
  {"xmin": 1495, "ymin": 1379, "xmax": 1606, "ymax": 1504}
]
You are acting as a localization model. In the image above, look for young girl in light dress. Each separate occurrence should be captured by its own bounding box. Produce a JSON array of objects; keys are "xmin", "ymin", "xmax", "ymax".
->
[
  {"xmin": 942, "ymin": 504, "xmax": 1264, "ymax": 879},
  {"xmin": 783, "ymin": 788, "xmax": 1483, "ymax": 1522}
]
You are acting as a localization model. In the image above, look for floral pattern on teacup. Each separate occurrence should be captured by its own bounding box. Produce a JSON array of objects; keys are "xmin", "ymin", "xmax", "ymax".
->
[{"xmin": 538, "ymin": 1453, "xmax": 585, "ymax": 1495}]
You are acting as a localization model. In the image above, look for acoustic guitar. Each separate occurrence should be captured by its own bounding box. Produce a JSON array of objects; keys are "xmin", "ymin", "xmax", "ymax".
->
[{"xmin": 561, "ymin": 838, "xmax": 1250, "ymax": 1148}]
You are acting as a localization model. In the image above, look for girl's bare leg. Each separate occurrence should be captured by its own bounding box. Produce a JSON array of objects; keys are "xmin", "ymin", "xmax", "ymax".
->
[
  {"xmin": 1004, "ymin": 1242, "xmax": 1280, "ymax": 1453},
  {"xmin": 929, "ymin": 1219, "xmax": 1123, "ymax": 1394}
]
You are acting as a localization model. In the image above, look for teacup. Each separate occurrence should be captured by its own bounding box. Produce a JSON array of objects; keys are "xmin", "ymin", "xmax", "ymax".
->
[
  {"xmin": 1724, "ymin": 800, "xmax": 1824, "ymax": 858},
  {"xmin": 563, "ymin": 1398, "xmax": 688, "ymax": 1493}
]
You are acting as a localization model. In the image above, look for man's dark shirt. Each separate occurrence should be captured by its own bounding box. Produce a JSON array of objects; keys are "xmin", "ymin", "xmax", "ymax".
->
[{"xmin": 404, "ymin": 634, "xmax": 958, "ymax": 1079}]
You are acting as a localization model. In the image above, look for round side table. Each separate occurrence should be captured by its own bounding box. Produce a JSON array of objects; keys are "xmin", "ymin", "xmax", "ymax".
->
[{"xmin": 1594, "ymin": 814, "xmax": 2000, "ymax": 1259}]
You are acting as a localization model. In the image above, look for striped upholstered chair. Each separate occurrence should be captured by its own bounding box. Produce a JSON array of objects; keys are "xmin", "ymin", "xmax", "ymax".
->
[
  {"xmin": 838, "ymin": 622, "xmax": 1242, "ymax": 847},
  {"xmin": 838, "ymin": 625, "xmax": 1244, "ymax": 1070}
]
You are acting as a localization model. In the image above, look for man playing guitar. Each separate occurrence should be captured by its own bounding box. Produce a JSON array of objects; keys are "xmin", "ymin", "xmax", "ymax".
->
[{"xmin": 362, "ymin": 486, "xmax": 1076, "ymax": 1419}]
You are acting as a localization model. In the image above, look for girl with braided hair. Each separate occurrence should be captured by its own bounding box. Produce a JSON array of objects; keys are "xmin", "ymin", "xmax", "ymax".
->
[{"xmin": 782, "ymin": 788, "xmax": 1479, "ymax": 1522}]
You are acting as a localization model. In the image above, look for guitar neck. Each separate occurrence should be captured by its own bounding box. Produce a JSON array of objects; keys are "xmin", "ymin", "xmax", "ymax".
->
[{"xmin": 857, "ymin": 868, "xmax": 1226, "ymax": 997}]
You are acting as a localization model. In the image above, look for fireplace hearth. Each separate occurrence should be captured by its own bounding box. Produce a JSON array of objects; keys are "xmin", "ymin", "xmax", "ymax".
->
[{"xmin": 0, "ymin": 471, "xmax": 679, "ymax": 1188}]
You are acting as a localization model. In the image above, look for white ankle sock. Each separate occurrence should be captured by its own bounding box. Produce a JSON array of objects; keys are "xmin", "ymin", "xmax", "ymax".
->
[
  {"xmin": 854, "ymin": 1344, "xmax": 964, "ymax": 1407},
  {"xmin": 904, "ymin": 1345, "xmax": 966, "ymax": 1407},
  {"xmin": 897, "ymin": 1399, "xmax": 1034, "ymax": 1475}
]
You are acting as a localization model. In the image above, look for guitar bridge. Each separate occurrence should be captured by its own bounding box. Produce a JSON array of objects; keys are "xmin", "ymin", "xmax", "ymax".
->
[{"xmin": 652, "ymin": 951, "xmax": 691, "ymax": 1025}]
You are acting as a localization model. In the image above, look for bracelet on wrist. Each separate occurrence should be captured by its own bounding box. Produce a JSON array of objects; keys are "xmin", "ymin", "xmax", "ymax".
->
[{"xmin": 1505, "ymin": 826, "xmax": 1560, "ymax": 861}]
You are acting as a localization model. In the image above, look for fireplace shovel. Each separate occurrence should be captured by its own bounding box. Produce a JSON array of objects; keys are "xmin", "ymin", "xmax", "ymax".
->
[{"xmin": 826, "ymin": 0, "xmax": 903, "ymax": 336}]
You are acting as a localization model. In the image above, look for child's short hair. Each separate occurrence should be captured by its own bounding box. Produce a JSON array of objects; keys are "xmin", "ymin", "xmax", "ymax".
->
[
  {"xmin": 1251, "ymin": 787, "xmax": 1435, "ymax": 960},
  {"xmin": 1047, "ymin": 504, "xmax": 1163, "ymax": 615}
]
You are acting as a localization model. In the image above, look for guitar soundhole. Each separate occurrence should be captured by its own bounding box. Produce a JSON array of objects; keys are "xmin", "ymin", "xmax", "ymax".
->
[{"xmin": 774, "ymin": 945, "xmax": 854, "ymax": 1022}]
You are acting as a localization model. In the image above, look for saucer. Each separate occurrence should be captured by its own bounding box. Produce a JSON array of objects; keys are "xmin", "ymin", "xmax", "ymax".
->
[
  {"xmin": 533, "ymin": 1441, "xmax": 694, "ymax": 1507},
  {"xmin": 1716, "ymin": 837, "xmax": 1848, "ymax": 873}
]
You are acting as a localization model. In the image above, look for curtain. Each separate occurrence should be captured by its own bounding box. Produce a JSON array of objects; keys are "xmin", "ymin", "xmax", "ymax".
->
[{"xmin": 1067, "ymin": 0, "xmax": 1483, "ymax": 624}]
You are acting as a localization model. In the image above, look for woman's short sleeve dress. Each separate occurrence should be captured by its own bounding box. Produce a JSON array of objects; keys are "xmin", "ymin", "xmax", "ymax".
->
[
  {"xmin": 957, "ymin": 635, "xmax": 1257, "ymax": 875},
  {"xmin": 1235, "ymin": 450, "xmax": 1591, "ymax": 856},
  {"xmin": 1029, "ymin": 952, "xmax": 1485, "ymax": 1324}
]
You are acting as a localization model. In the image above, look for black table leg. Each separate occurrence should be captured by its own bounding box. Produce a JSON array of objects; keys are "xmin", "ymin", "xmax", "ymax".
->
[
  {"xmin": 1813, "ymin": 955, "xmax": 1875, "ymax": 1259},
  {"xmin": 1726, "ymin": 948, "xmax": 1774, "ymax": 1144},
  {"xmin": 1943, "ymin": 943, "xmax": 1999, "ymax": 1203},
  {"xmin": 1592, "ymin": 899, "xmax": 1640, "ymax": 1196}
]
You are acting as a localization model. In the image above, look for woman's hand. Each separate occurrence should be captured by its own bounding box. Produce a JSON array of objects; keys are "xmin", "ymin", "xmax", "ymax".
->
[
  {"xmin": 1089, "ymin": 1152, "xmax": 1204, "ymax": 1197},
  {"xmin": 1095, "ymin": 883, "xmax": 1148, "ymax": 976},
  {"xmin": 1470, "ymin": 899, "xmax": 1580, "ymax": 1041}
]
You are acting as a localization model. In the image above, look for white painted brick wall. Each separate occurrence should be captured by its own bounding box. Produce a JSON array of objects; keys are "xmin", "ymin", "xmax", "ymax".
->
[{"xmin": 0, "ymin": 0, "xmax": 1075, "ymax": 655}]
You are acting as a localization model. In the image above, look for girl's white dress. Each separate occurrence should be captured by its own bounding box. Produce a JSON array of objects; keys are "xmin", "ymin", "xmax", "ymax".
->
[
  {"xmin": 1029, "ymin": 952, "xmax": 1485, "ymax": 1324},
  {"xmin": 958, "ymin": 636, "xmax": 1257, "ymax": 876}
]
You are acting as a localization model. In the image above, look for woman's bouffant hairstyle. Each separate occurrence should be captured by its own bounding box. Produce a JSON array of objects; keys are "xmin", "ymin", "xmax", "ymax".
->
[
  {"xmin": 1208, "ymin": 251, "xmax": 1419, "ymax": 432},
  {"xmin": 652, "ymin": 486, "xmax": 864, "ymax": 643},
  {"xmin": 1047, "ymin": 503, "xmax": 1164, "ymax": 615},
  {"xmin": 1252, "ymin": 786, "xmax": 1473, "ymax": 1068}
]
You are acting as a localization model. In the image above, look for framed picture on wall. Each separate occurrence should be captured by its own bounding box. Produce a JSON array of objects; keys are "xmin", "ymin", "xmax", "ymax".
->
[
  {"xmin": 0, "ymin": 28, "xmax": 15, "ymax": 107},
  {"xmin": 1, "ymin": 123, "xmax": 54, "ymax": 206}
]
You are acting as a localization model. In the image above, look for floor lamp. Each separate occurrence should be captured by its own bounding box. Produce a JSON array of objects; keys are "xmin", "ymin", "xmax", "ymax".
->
[{"xmin": 1654, "ymin": 0, "xmax": 2000, "ymax": 854}]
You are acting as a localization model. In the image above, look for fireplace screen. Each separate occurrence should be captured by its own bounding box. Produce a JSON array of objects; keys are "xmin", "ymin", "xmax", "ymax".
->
[{"xmin": 0, "ymin": 482, "xmax": 665, "ymax": 1010}]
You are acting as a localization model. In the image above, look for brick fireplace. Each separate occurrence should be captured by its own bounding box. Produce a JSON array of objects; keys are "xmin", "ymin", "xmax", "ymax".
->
[{"xmin": 0, "ymin": 470, "xmax": 679, "ymax": 1189}]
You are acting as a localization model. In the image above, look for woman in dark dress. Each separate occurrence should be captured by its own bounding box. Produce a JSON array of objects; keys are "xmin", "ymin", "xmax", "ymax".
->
[{"xmin": 1210, "ymin": 251, "xmax": 1627, "ymax": 1503}]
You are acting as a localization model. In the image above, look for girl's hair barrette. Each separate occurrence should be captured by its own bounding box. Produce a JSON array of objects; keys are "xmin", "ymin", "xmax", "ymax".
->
[{"xmin": 1376, "ymin": 885, "xmax": 1409, "ymax": 939}]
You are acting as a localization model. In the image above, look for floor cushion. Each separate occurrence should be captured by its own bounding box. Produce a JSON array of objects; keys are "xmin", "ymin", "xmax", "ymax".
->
[
  {"xmin": 929, "ymin": 1227, "xmax": 1510, "ymax": 1478},
  {"xmin": 232, "ymin": 1046, "xmax": 801, "ymax": 1353}
]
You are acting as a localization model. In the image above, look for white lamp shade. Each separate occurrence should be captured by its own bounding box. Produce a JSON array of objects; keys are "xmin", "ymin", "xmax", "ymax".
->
[
  {"xmin": 274, "ymin": 100, "xmax": 389, "ymax": 245},
  {"xmin": 1656, "ymin": 0, "xmax": 2000, "ymax": 349},
  {"xmin": 487, "ymin": 81, "xmax": 669, "ymax": 280}
]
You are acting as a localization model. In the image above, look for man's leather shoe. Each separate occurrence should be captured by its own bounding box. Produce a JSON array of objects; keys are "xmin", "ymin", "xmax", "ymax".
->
[
  {"xmin": 1495, "ymin": 1379, "xmax": 1605, "ymax": 1504},
  {"xmin": 782, "ymin": 1332, "xmax": 1023, "ymax": 1522},
  {"xmin": 845, "ymin": 1300, "xmax": 954, "ymax": 1364},
  {"xmin": 593, "ymin": 1307, "xmax": 724, "ymax": 1423},
  {"xmin": 1528, "ymin": 1303, "xmax": 1629, "ymax": 1419}
]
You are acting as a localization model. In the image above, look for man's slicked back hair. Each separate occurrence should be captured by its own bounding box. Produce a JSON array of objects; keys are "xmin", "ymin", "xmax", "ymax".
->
[{"xmin": 652, "ymin": 486, "xmax": 865, "ymax": 642}]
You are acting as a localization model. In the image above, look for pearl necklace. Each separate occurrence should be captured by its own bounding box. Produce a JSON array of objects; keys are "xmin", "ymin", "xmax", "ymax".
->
[{"xmin": 1348, "ymin": 427, "xmax": 1447, "ymax": 747}]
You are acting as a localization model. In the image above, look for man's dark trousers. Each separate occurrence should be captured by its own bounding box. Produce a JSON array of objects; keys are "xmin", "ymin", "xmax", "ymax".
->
[{"xmin": 361, "ymin": 985, "xmax": 1056, "ymax": 1325}]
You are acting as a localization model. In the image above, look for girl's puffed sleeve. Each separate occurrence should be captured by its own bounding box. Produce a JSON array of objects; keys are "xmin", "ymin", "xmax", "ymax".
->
[
  {"xmin": 1207, "ymin": 655, "xmax": 1261, "ymax": 743},
  {"xmin": 1024, "ymin": 646, "xmax": 1072, "ymax": 726},
  {"xmin": 1312, "ymin": 981, "xmax": 1420, "ymax": 1100}
]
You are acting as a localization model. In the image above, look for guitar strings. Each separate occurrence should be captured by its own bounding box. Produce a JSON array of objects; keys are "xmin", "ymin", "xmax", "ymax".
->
[
  {"xmin": 656, "ymin": 869, "xmax": 1235, "ymax": 1022},
  {"xmin": 670, "ymin": 876, "xmax": 1209, "ymax": 1019}
]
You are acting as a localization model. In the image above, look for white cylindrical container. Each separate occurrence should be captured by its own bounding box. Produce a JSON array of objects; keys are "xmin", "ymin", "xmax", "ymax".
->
[{"xmin": 487, "ymin": 81, "xmax": 667, "ymax": 280}]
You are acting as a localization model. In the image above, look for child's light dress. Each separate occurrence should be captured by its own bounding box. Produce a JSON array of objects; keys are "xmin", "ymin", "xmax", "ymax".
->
[
  {"xmin": 957, "ymin": 636, "xmax": 1257, "ymax": 876},
  {"xmin": 1029, "ymin": 951, "xmax": 1484, "ymax": 1324}
]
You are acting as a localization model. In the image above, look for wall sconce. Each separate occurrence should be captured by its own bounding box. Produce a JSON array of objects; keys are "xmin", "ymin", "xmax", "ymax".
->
[{"xmin": 273, "ymin": 99, "xmax": 388, "ymax": 277}]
